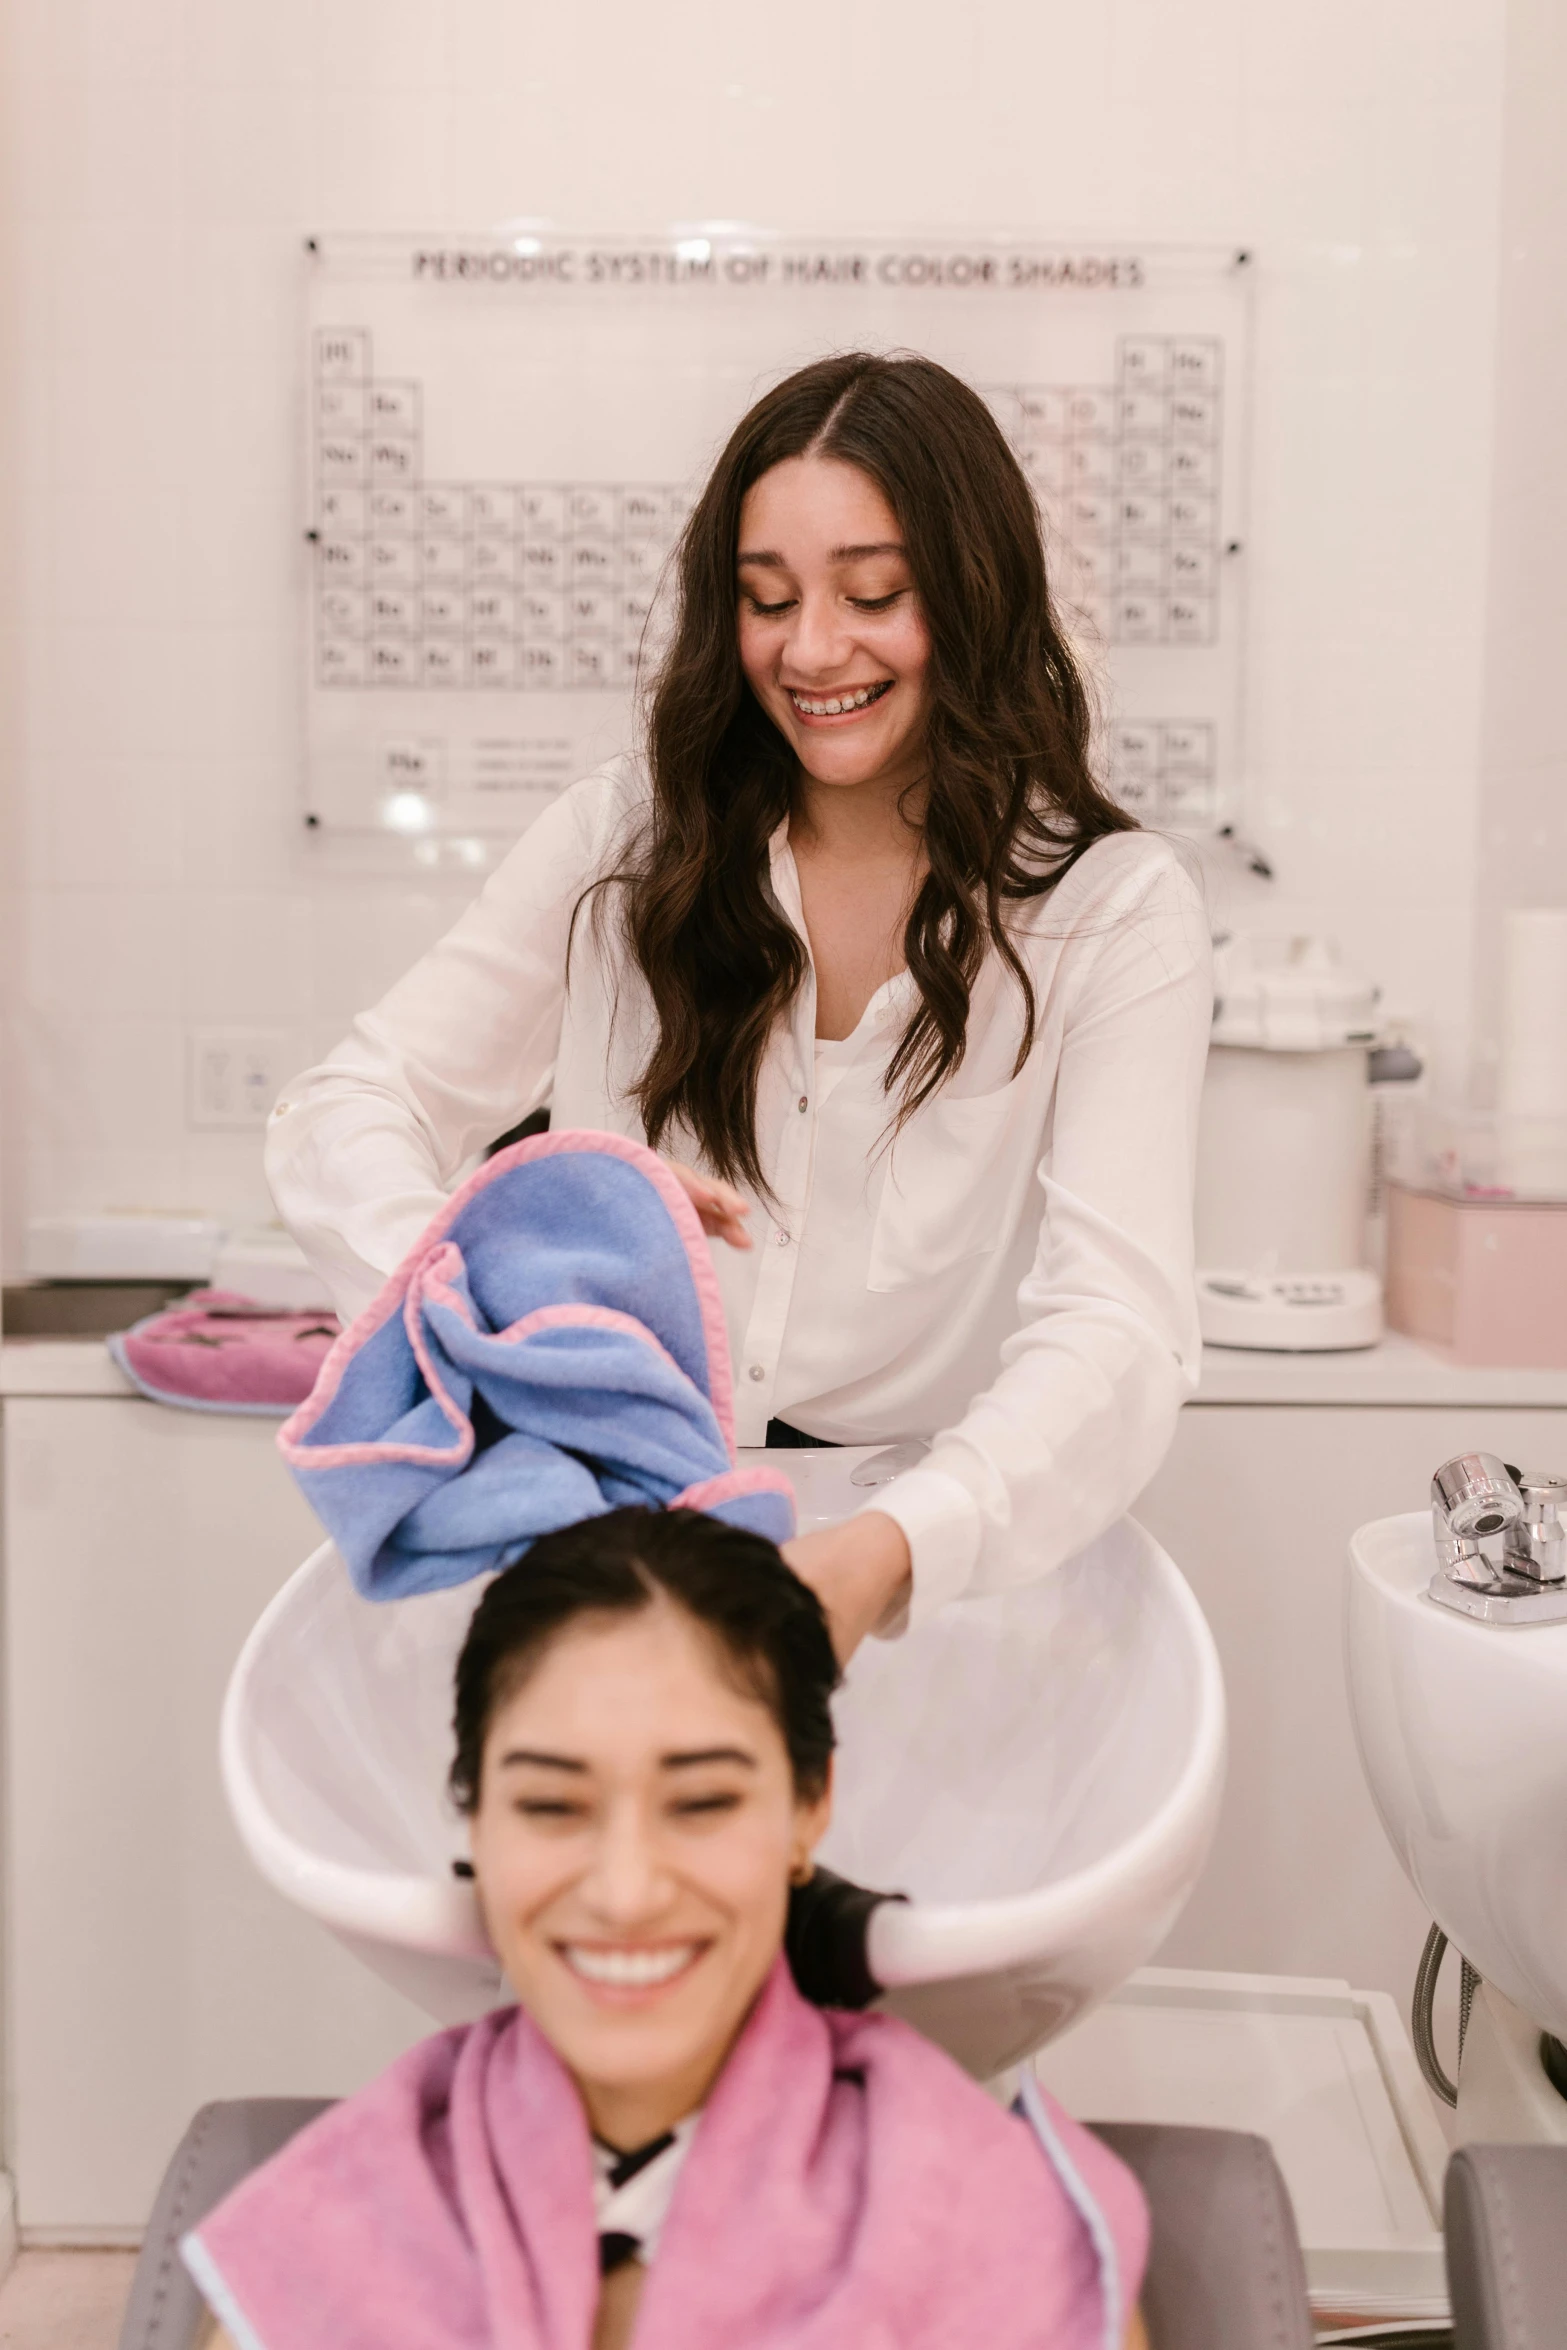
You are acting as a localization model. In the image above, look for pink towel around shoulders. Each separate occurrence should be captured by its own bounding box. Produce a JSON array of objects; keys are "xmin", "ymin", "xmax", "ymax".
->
[{"xmin": 184, "ymin": 1958, "xmax": 1146, "ymax": 2350}]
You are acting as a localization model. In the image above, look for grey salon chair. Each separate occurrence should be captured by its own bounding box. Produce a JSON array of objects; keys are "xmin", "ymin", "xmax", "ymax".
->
[
  {"xmin": 1444, "ymin": 2143, "xmax": 1567, "ymax": 2350},
  {"xmin": 117, "ymin": 2100, "xmax": 1315, "ymax": 2350}
]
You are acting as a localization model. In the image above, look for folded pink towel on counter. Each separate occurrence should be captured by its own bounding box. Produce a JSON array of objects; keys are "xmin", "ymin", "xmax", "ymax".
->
[
  {"xmin": 183, "ymin": 1957, "xmax": 1147, "ymax": 2350},
  {"xmin": 108, "ymin": 1291, "xmax": 340, "ymax": 1416}
]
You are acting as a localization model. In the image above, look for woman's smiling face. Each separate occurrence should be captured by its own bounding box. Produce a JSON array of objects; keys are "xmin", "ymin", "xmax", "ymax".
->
[
  {"xmin": 736, "ymin": 454, "xmax": 932, "ymax": 797},
  {"xmin": 468, "ymin": 1596, "xmax": 830, "ymax": 2147}
]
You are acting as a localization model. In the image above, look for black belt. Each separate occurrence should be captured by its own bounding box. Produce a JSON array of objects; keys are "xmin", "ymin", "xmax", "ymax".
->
[{"xmin": 764, "ymin": 1418, "xmax": 842, "ymax": 1449}]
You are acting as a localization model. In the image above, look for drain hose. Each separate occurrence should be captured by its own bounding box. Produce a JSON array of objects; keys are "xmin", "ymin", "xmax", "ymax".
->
[{"xmin": 1412, "ymin": 1922, "xmax": 1479, "ymax": 2108}]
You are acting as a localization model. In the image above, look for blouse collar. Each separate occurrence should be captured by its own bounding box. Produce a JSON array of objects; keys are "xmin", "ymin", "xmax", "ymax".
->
[{"xmin": 766, "ymin": 818, "xmax": 915, "ymax": 1049}]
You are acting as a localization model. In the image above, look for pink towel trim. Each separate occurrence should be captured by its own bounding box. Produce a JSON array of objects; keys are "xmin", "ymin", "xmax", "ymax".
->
[
  {"xmin": 488, "ymin": 1302, "xmax": 682, "ymax": 1376},
  {"xmin": 401, "ymin": 1260, "xmax": 686, "ymax": 1384},
  {"xmin": 279, "ymin": 1131, "xmax": 740, "ymax": 1466},
  {"xmin": 673, "ymin": 1466, "xmax": 798, "ymax": 1517},
  {"xmin": 400, "ymin": 1242, "xmax": 477, "ymax": 1463},
  {"xmin": 281, "ymin": 1305, "xmax": 693, "ymax": 1475}
]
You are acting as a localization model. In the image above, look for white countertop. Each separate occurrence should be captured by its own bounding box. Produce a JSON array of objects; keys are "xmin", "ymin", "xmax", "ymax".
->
[
  {"xmin": 1189, "ymin": 1330, "xmax": 1567, "ymax": 1408},
  {"xmin": 6, "ymin": 1326, "xmax": 1567, "ymax": 1408},
  {"xmin": 0, "ymin": 1339, "xmax": 139, "ymax": 1398}
]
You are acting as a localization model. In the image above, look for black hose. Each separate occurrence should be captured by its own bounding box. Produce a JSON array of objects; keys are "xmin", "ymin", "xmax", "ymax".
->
[
  {"xmin": 784, "ymin": 1866, "xmax": 906, "ymax": 2009},
  {"xmin": 1411, "ymin": 1923, "xmax": 1463, "ymax": 2107},
  {"xmin": 1459, "ymin": 1955, "xmax": 1479, "ymax": 2063},
  {"xmin": 1316, "ymin": 2329, "xmax": 1452, "ymax": 2347}
]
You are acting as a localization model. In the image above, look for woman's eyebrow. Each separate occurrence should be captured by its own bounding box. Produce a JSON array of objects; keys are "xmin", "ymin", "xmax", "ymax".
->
[
  {"xmin": 497, "ymin": 1748, "xmax": 588, "ymax": 1773},
  {"xmin": 736, "ymin": 543, "xmax": 906, "ymax": 568},
  {"xmin": 660, "ymin": 1746, "xmax": 757, "ymax": 1771}
]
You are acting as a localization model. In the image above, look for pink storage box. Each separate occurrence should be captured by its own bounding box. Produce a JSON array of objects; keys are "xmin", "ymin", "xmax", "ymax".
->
[{"xmin": 1386, "ymin": 1182, "xmax": 1567, "ymax": 1367}]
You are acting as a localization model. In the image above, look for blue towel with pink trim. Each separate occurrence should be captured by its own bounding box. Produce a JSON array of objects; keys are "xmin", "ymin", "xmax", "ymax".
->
[{"xmin": 278, "ymin": 1132, "xmax": 795, "ymax": 1599}]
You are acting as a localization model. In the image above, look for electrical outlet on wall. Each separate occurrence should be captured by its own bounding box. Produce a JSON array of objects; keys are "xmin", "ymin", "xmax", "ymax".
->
[{"xmin": 188, "ymin": 1031, "xmax": 287, "ymax": 1129}]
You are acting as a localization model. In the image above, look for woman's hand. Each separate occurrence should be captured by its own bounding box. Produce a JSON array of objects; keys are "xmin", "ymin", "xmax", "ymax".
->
[
  {"xmin": 665, "ymin": 1159, "xmax": 753, "ymax": 1249},
  {"xmin": 782, "ymin": 1511, "xmax": 913, "ymax": 1663}
]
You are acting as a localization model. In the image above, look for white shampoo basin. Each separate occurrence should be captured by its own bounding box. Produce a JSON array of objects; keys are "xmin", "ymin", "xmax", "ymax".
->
[{"xmin": 223, "ymin": 1447, "xmax": 1225, "ymax": 2078}]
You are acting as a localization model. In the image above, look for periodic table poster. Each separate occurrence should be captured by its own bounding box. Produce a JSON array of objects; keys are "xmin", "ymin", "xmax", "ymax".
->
[{"xmin": 304, "ymin": 234, "xmax": 1250, "ymax": 862}]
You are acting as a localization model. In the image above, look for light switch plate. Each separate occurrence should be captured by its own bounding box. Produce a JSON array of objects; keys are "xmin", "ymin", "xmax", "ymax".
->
[{"xmin": 188, "ymin": 1030, "xmax": 287, "ymax": 1130}]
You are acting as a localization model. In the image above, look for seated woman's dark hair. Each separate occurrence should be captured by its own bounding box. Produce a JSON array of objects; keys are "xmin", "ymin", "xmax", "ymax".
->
[{"xmin": 449, "ymin": 1505, "xmax": 839, "ymax": 1814}]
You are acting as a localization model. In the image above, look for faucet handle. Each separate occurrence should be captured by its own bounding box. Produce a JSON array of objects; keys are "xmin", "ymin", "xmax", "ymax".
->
[
  {"xmin": 1504, "ymin": 1469, "xmax": 1567, "ymax": 1586},
  {"xmin": 848, "ymin": 1440, "xmax": 930, "ymax": 1488},
  {"xmin": 1510, "ymin": 1469, "xmax": 1567, "ymax": 1509}
]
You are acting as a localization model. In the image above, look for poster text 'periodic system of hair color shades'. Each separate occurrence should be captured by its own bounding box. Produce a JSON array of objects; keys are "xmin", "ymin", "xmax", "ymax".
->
[{"xmin": 304, "ymin": 235, "xmax": 1251, "ymax": 861}]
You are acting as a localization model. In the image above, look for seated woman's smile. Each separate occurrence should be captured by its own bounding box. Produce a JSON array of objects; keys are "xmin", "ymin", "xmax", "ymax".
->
[{"xmin": 468, "ymin": 1593, "xmax": 831, "ymax": 2154}]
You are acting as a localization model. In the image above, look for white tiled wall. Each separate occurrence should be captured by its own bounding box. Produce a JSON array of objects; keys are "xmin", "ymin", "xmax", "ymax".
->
[
  {"xmin": 1471, "ymin": 0, "xmax": 1567, "ymax": 1077},
  {"xmin": 0, "ymin": 0, "xmax": 1521, "ymax": 1265}
]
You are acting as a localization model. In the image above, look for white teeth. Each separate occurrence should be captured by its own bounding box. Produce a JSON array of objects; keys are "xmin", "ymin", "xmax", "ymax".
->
[
  {"xmin": 790, "ymin": 684, "xmax": 885, "ymax": 717},
  {"xmin": 563, "ymin": 1942, "xmax": 698, "ymax": 1987}
]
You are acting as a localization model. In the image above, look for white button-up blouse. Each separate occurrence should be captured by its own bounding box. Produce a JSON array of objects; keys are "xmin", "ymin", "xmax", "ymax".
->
[{"xmin": 266, "ymin": 758, "xmax": 1213, "ymax": 1632}]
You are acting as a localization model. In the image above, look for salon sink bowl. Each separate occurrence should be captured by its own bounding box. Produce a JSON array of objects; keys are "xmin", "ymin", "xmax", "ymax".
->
[
  {"xmin": 1347, "ymin": 1512, "xmax": 1567, "ymax": 2046},
  {"xmin": 223, "ymin": 1448, "xmax": 1226, "ymax": 2079}
]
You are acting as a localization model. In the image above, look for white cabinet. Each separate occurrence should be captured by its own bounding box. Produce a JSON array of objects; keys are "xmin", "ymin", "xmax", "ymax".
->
[{"xmin": 2, "ymin": 1387, "xmax": 427, "ymax": 2239}]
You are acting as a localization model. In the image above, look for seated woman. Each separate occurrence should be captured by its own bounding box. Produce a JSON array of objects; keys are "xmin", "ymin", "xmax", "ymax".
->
[{"xmin": 185, "ymin": 1507, "xmax": 1149, "ymax": 2350}]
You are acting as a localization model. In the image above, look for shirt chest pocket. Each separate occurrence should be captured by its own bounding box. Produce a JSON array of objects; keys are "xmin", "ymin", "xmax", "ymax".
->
[{"xmin": 866, "ymin": 1079, "xmax": 1031, "ymax": 1294}]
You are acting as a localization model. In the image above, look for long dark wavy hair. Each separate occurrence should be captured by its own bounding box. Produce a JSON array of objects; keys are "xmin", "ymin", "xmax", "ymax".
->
[{"xmin": 593, "ymin": 350, "xmax": 1135, "ymax": 1191}]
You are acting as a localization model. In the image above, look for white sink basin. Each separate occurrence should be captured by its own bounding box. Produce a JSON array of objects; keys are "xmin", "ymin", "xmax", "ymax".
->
[
  {"xmin": 1348, "ymin": 1511, "xmax": 1567, "ymax": 2045},
  {"xmin": 222, "ymin": 1447, "xmax": 1225, "ymax": 2079}
]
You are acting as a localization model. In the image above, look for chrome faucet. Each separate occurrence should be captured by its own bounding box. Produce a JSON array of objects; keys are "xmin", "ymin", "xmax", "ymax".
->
[
  {"xmin": 1504, "ymin": 1468, "xmax": 1567, "ymax": 1585},
  {"xmin": 1430, "ymin": 1454, "xmax": 1567, "ymax": 1624},
  {"xmin": 848, "ymin": 1440, "xmax": 929, "ymax": 1488}
]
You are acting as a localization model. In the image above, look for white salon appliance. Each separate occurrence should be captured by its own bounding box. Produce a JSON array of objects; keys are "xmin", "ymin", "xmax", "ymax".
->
[{"xmin": 1195, "ymin": 934, "xmax": 1383, "ymax": 1351}]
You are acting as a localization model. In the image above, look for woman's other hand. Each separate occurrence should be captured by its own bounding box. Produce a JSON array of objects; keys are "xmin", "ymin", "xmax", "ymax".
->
[
  {"xmin": 666, "ymin": 1159, "xmax": 753, "ymax": 1249},
  {"xmin": 782, "ymin": 1511, "xmax": 912, "ymax": 1663}
]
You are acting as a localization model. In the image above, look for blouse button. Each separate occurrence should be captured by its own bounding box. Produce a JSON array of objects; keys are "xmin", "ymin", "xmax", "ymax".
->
[
  {"xmin": 774, "ymin": 1229, "xmax": 791, "ymax": 1248},
  {"xmin": 797, "ymin": 1095, "xmax": 809, "ymax": 1113},
  {"xmin": 747, "ymin": 1364, "xmax": 765, "ymax": 1383}
]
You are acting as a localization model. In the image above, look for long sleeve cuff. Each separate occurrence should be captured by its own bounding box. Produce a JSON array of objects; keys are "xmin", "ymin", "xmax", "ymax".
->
[{"xmin": 858, "ymin": 1466, "xmax": 982, "ymax": 1638}]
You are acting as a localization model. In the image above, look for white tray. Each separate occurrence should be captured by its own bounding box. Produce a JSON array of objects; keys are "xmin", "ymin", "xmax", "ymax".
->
[{"xmin": 1034, "ymin": 1966, "xmax": 1450, "ymax": 2320}]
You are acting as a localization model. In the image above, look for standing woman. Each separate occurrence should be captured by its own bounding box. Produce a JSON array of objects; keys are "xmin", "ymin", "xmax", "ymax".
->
[{"xmin": 267, "ymin": 353, "xmax": 1211, "ymax": 1658}]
